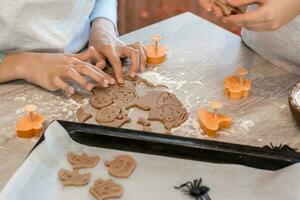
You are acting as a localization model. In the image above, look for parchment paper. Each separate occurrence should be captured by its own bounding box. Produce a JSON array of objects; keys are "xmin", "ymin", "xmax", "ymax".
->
[{"xmin": 1, "ymin": 121, "xmax": 300, "ymax": 200}]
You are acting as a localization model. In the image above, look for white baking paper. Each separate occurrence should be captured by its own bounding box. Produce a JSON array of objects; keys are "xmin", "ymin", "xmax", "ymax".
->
[{"xmin": 1, "ymin": 121, "xmax": 300, "ymax": 200}]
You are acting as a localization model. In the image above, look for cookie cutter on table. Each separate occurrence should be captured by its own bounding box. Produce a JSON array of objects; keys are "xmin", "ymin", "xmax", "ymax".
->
[{"xmin": 30, "ymin": 120, "xmax": 300, "ymax": 170}]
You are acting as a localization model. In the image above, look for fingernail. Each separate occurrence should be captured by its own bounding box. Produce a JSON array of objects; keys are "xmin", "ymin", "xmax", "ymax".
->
[
  {"xmin": 102, "ymin": 80, "xmax": 109, "ymax": 87},
  {"xmin": 207, "ymin": 8, "xmax": 212, "ymax": 12},
  {"xmin": 130, "ymin": 72, "xmax": 136, "ymax": 78},
  {"xmin": 119, "ymin": 79, "xmax": 124, "ymax": 85},
  {"xmin": 109, "ymin": 78, "xmax": 116, "ymax": 85},
  {"xmin": 87, "ymin": 84, "xmax": 93, "ymax": 91},
  {"xmin": 69, "ymin": 88, "xmax": 75, "ymax": 94}
]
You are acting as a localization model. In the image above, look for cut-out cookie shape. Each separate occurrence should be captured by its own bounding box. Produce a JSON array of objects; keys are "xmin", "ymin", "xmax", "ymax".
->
[
  {"xmin": 76, "ymin": 106, "xmax": 92, "ymax": 123},
  {"xmin": 197, "ymin": 101, "xmax": 232, "ymax": 138},
  {"xmin": 105, "ymin": 155, "xmax": 137, "ymax": 178},
  {"xmin": 68, "ymin": 152, "xmax": 100, "ymax": 169},
  {"xmin": 112, "ymin": 86, "xmax": 137, "ymax": 104},
  {"xmin": 90, "ymin": 179, "xmax": 123, "ymax": 200},
  {"xmin": 149, "ymin": 104, "xmax": 189, "ymax": 132},
  {"xmin": 96, "ymin": 106, "xmax": 131, "ymax": 127},
  {"xmin": 127, "ymin": 91, "xmax": 189, "ymax": 132},
  {"xmin": 213, "ymin": 0, "xmax": 242, "ymax": 16},
  {"xmin": 224, "ymin": 67, "xmax": 251, "ymax": 100},
  {"xmin": 16, "ymin": 104, "xmax": 45, "ymax": 138},
  {"xmin": 89, "ymin": 94, "xmax": 114, "ymax": 109},
  {"xmin": 59, "ymin": 169, "xmax": 91, "ymax": 186}
]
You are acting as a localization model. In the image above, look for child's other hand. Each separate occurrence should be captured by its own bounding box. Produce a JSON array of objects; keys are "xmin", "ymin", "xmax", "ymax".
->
[
  {"xmin": 198, "ymin": 0, "xmax": 225, "ymax": 17},
  {"xmin": 1, "ymin": 47, "xmax": 115, "ymax": 94},
  {"xmin": 223, "ymin": 0, "xmax": 300, "ymax": 31}
]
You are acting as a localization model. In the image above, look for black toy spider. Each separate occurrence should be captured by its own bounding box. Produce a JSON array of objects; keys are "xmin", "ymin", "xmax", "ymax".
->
[
  {"xmin": 174, "ymin": 178, "xmax": 211, "ymax": 200},
  {"xmin": 262, "ymin": 143, "xmax": 297, "ymax": 153}
]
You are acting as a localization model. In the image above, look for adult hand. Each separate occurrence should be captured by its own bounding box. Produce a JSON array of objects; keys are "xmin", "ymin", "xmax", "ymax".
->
[
  {"xmin": 90, "ymin": 18, "xmax": 146, "ymax": 84},
  {"xmin": 223, "ymin": 0, "xmax": 300, "ymax": 31},
  {"xmin": 198, "ymin": 0, "xmax": 225, "ymax": 17}
]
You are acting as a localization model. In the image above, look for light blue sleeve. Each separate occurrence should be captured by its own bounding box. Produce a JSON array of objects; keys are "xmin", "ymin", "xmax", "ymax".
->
[{"xmin": 89, "ymin": 0, "xmax": 117, "ymax": 26}]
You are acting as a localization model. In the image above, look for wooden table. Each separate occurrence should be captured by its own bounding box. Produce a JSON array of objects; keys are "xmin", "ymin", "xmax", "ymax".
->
[{"xmin": 1, "ymin": 12, "xmax": 300, "ymax": 189}]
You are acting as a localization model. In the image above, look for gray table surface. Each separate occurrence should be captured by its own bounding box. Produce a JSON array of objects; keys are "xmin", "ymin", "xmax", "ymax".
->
[{"xmin": 0, "ymin": 12, "xmax": 299, "ymax": 189}]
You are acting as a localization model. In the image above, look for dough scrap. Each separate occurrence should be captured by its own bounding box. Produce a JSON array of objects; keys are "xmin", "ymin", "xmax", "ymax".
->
[
  {"xmin": 95, "ymin": 106, "xmax": 131, "ymax": 127},
  {"xmin": 68, "ymin": 152, "xmax": 100, "ymax": 169},
  {"xmin": 137, "ymin": 117, "xmax": 151, "ymax": 126},
  {"xmin": 59, "ymin": 169, "xmax": 91, "ymax": 186},
  {"xmin": 76, "ymin": 106, "xmax": 92, "ymax": 123},
  {"xmin": 90, "ymin": 179, "xmax": 123, "ymax": 200},
  {"xmin": 105, "ymin": 155, "xmax": 137, "ymax": 178}
]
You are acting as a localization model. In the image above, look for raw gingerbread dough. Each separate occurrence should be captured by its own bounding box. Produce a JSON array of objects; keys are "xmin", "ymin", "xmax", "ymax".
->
[
  {"xmin": 59, "ymin": 169, "xmax": 91, "ymax": 186},
  {"xmin": 76, "ymin": 75, "xmax": 188, "ymax": 133},
  {"xmin": 90, "ymin": 179, "xmax": 123, "ymax": 200},
  {"xmin": 71, "ymin": 93, "xmax": 85, "ymax": 103},
  {"xmin": 76, "ymin": 106, "xmax": 92, "ymax": 123},
  {"xmin": 89, "ymin": 93, "xmax": 114, "ymax": 109},
  {"xmin": 127, "ymin": 91, "xmax": 189, "ymax": 132},
  {"xmin": 68, "ymin": 152, "xmax": 100, "ymax": 169},
  {"xmin": 105, "ymin": 155, "xmax": 137, "ymax": 178},
  {"xmin": 213, "ymin": 0, "xmax": 242, "ymax": 16},
  {"xmin": 137, "ymin": 117, "xmax": 152, "ymax": 132},
  {"xmin": 95, "ymin": 106, "xmax": 131, "ymax": 127}
]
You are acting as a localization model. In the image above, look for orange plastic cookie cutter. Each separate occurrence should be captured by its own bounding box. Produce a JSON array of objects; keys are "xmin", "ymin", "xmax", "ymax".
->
[
  {"xmin": 16, "ymin": 104, "xmax": 45, "ymax": 138},
  {"xmin": 197, "ymin": 101, "xmax": 232, "ymax": 138},
  {"xmin": 145, "ymin": 35, "xmax": 167, "ymax": 65},
  {"xmin": 224, "ymin": 67, "xmax": 252, "ymax": 100}
]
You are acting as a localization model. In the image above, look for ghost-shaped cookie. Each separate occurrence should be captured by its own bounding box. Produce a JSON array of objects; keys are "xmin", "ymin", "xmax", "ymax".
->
[
  {"xmin": 90, "ymin": 179, "xmax": 123, "ymax": 200},
  {"xmin": 105, "ymin": 155, "xmax": 137, "ymax": 178},
  {"xmin": 59, "ymin": 169, "xmax": 91, "ymax": 186},
  {"xmin": 95, "ymin": 106, "xmax": 131, "ymax": 127},
  {"xmin": 68, "ymin": 152, "xmax": 100, "ymax": 169}
]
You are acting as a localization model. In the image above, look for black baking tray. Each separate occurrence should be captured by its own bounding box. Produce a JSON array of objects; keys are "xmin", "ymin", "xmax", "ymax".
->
[{"xmin": 33, "ymin": 120, "xmax": 300, "ymax": 171}]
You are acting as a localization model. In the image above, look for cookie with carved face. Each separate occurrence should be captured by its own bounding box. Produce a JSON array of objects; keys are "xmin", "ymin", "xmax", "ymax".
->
[
  {"xmin": 95, "ymin": 106, "xmax": 131, "ymax": 127},
  {"xmin": 105, "ymin": 155, "xmax": 137, "ymax": 178},
  {"xmin": 149, "ymin": 104, "xmax": 189, "ymax": 131},
  {"xmin": 68, "ymin": 152, "xmax": 100, "ymax": 169},
  {"xmin": 89, "ymin": 94, "xmax": 114, "ymax": 109},
  {"xmin": 90, "ymin": 179, "xmax": 123, "ymax": 200},
  {"xmin": 59, "ymin": 169, "xmax": 91, "ymax": 186}
]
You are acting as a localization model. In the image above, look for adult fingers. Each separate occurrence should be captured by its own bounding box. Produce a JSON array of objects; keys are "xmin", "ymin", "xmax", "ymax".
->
[
  {"xmin": 223, "ymin": 9, "xmax": 265, "ymax": 28},
  {"xmin": 213, "ymin": 4, "xmax": 224, "ymax": 17},
  {"xmin": 227, "ymin": 0, "xmax": 263, "ymax": 7},
  {"xmin": 198, "ymin": 0, "xmax": 214, "ymax": 12},
  {"xmin": 129, "ymin": 42, "xmax": 146, "ymax": 72},
  {"xmin": 53, "ymin": 76, "xmax": 75, "ymax": 94},
  {"xmin": 121, "ymin": 46, "xmax": 139, "ymax": 78}
]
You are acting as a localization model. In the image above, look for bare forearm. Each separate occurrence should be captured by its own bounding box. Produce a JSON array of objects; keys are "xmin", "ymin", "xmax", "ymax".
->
[
  {"xmin": 0, "ymin": 53, "xmax": 25, "ymax": 83},
  {"xmin": 90, "ymin": 18, "xmax": 118, "ymax": 45}
]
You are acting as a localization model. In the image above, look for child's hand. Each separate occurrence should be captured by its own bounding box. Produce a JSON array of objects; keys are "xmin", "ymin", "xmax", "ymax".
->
[
  {"xmin": 90, "ymin": 18, "xmax": 146, "ymax": 84},
  {"xmin": 0, "ymin": 47, "xmax": 114, "ymax": 94},
  {"xmin": 223, "ymin": 0, "xmax": 300, "ymax": 31}
]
